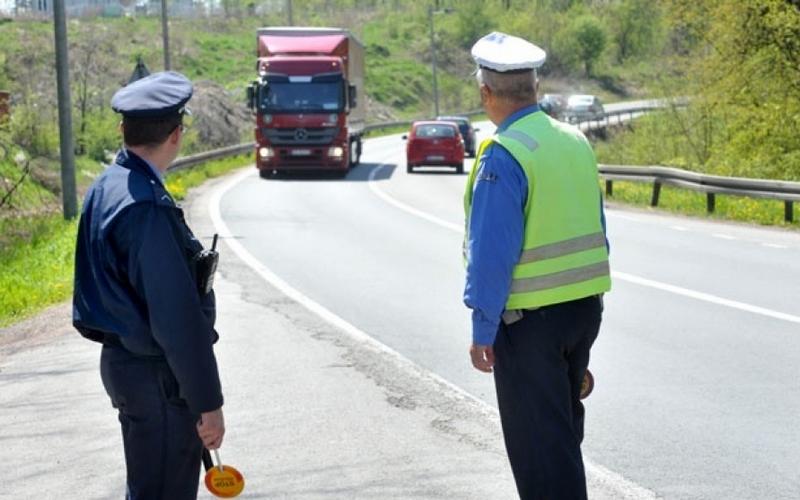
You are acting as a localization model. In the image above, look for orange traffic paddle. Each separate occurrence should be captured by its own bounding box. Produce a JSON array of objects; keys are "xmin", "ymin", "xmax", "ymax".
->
[
  {"xmin": 202, "ymin": 448, "xmax": 245, "ymax": 498},
  {"xmin": 580, "ymin": 369, "xmax": 595, "ymax": 399}
]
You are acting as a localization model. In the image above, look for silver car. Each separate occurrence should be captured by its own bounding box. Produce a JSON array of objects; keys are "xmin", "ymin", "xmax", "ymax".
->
[{"xmin": 565, "ymin": 94, "xmax": 605, "ymax": 123}]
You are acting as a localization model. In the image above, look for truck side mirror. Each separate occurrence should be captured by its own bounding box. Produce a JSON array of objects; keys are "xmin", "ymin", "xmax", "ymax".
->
[
  {"xmin": 348, "ymin": 84, "xmax": 357, "ymax": 109},
  {"xmin": 246, "ymin": 85, "xmax": 255, "ymax": 111}
]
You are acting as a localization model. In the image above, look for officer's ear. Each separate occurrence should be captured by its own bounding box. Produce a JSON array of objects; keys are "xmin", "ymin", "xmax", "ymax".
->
[{"xmin": 479, "ymin": 84, "xmax": 492, "ymax": 105}]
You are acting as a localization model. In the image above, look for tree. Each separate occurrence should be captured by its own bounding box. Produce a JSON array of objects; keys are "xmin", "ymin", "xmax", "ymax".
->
[
  {"xmin": 611, "ymin": 0, "xmax": 662, "ymax": 63},
  {"xmin": 454, "ymin": 0, "xmax": 492, "ymax": 49},
  {"xmin": 70, "ymin": 23, "xmax": 119, "ymax": 158},
  {"xmin": 557, "ymin": 14, "xmax": 606, "ymax": 77}
]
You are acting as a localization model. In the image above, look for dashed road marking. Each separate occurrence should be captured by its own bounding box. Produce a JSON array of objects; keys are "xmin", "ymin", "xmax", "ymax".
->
[
  {"xmin": 367, "ymin": 166, "xmax": 800, "ymax": 326},
  {"xmin": 712, "ymin": 233, "xmax": 736, "ymax": 240},
  {"xmin": 613, "ymin": 271, "xmax": 800, "ymax": 324}
]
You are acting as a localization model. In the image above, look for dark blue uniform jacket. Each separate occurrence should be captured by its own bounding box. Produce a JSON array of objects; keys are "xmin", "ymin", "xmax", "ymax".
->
[{"xmin": 73, "ymin": 149, "xmax": 223, "ymax": 414}]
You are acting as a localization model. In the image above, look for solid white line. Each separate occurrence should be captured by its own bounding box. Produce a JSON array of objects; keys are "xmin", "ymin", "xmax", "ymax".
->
[
  {"xmin": 209, "ymin": 168, "xmax": 494, "ymax": 410},
  {"xmin": 367, "ymin": 168, "xmax": 800, "ymax": 326},
  {"xmin": 210, "ymin": 166, "xmax": 656, "ymax": 499},
  {"xmin": 367, "ymin": 163, "xmax": 463, "ymax": 232},
  {"xmin": 613, "ymin": 271, "xmax": 800, "ymax": 324}
]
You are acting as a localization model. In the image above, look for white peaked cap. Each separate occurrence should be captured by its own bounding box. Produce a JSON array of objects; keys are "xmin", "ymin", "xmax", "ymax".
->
[{"xmin": 471, "ymin": 31, "xmax": 546, "ymax": 72}]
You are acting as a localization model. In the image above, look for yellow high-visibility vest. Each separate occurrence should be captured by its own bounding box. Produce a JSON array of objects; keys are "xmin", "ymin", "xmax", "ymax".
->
[{"xmin": 464, "ymin": 111, "xmax": 611, "ymax": 309}]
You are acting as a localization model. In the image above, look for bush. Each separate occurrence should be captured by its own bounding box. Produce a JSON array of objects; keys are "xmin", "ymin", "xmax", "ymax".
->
[{"xmin": 9, "ymin": 103, "xmax": 59, "ymax": 159}]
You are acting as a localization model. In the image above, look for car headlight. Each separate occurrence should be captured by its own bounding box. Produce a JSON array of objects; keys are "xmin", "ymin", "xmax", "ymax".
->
[
  {"xmin": 328, "ymin": 146, "xmax": 344, "ymax": 158},
  {"xmin": 262, "ymin": 114, "xmax": 273, "ymax": 124},
  {"xmin": 259, "ymin": 147, "xmax": 274, "ymax": 159}
]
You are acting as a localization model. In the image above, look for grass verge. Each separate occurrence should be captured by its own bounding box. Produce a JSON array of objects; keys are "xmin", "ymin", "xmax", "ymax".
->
[
  {"xmin": 0, "ymin": 216, "xmax": 77, "ymax": 328},
  {"xmin": 604, "ymin": 180, "xmax": 799, "ymax": 229},
  {"xmin": 0, "ymin": 153, "xmax": 254, "ymax": 328}
]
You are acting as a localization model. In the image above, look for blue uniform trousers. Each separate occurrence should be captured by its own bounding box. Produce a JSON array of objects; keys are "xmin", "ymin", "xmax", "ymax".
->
[
  {"xmin": 493, "ymin": 295, "xmax": 602, "ymax": 500},
  {"xmin": 100, "ymin": 344, "xmax": 203, "ymax": 500}
]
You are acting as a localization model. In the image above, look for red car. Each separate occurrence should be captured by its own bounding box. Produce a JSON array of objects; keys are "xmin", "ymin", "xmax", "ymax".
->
[{"xmin": 403, "ymin": 121, "xmax": 465, "ymax": 174}]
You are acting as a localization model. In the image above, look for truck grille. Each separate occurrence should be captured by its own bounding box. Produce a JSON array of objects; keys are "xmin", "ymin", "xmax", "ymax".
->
[{"xmin": 263, "ymin": 127, "xmax": 339, "ymax": 146}]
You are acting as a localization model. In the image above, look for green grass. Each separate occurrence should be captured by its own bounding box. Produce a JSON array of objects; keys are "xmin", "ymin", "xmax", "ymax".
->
[
  {"xmin": 0, "ymin": 153, "xmax": 254, "ymax": 327},
  {"xmin": 604, "ymin": 180, "xmax": 799, "ymax": 229},
  {"xmin": 0, "ymin": 215, "xmax": 77, "ymax": 327},
  {"xmin": 165, "ymin": 153, "xmax": 253, "ymax": 200}
]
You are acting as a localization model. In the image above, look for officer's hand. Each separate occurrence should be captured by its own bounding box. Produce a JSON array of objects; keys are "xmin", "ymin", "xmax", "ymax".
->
[
  {"xmin": 470, "ymin": 344, "xmax": 495, "ymax": 373},
  {"xmin": 197, "ymin": 408, "xmax": 225, "ymax": 450}
]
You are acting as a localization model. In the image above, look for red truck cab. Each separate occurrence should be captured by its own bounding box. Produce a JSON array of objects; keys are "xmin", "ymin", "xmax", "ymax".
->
[{"xmin": 247, "ymin": 28, "xmax": 366, "ymax": 177}]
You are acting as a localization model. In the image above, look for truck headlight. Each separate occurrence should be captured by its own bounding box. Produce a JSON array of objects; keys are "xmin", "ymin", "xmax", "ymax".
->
[
  {"xmin": 328, "ymin": 146, "xmax": 344, "ymax": 158},
  {"xmin": 262, "ymin": 114, "xmax": 273, "ymax": 124},
  {"xmin": 259, "ymin": 147, "xmax": 274, "ymax": 159}
]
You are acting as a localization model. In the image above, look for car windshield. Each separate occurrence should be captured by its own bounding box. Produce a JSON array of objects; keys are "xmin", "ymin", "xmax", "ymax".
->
[
  {"xmin": 568, "ymin": 96, "xmax": 595, "ymax": 107},
  {"xmin": 416, "ymin": 124, "xmax": 457, "ymax": 138},
  {"xmin": 261, "ymin": 82, "xmax": 344, "ymax": 113}
]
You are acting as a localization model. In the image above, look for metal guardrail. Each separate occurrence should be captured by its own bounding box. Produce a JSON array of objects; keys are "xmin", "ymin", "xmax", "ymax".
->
[
  {"xmin": 166, "ymin": 102, "xmax": 671, "ymax": 172},
  {"xmin": 167, "ymin": 110, "xmax": 486, "ymax": 172},
  {"xmin": 167, "ymin": 101, "xmax": 798, "ymax": 224},
  {"xmin": 574, "ymin": 104, "xmax": 665, "ymax": 131},
  {"xmin": 362, "ymin": 109, "xmax": 485, "ymax": 135},
  {"xmin": 168, "ymin": 142, "xmax": 254, "ymax": 173},
  {"xmin": 600, "ymin": 164, "xmax": 800, "ymax": 222}
]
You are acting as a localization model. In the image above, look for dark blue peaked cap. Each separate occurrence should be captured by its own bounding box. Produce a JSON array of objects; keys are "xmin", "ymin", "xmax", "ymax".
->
[{"xmin": 111, "ymin": 71, "xmax": 193, "ymax": 118}]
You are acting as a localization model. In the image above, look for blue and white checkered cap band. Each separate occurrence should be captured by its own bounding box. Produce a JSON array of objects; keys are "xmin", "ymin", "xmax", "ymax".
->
[{"xmin": 471, "ymin": 32, "xmax": 546, "ymax": 72}]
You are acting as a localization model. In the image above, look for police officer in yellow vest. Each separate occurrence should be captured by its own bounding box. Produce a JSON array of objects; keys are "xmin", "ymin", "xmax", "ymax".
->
[{"xmin": 463, "ymin": 32, "xmax": 611, "ymax": 500}]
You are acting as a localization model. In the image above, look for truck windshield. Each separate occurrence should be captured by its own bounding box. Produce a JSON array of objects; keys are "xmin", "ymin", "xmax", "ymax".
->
[{"xmin": 261, "ymin": 82, "xmax": 344, "ymax": 113}]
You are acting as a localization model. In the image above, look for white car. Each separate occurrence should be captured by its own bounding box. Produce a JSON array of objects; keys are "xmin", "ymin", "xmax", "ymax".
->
[{"xmin": 565, "ymin": 95, "xmax": 605, "ymax": 123}]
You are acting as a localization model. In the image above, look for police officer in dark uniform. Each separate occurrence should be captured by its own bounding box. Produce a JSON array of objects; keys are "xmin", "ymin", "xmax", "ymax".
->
[{"xmin": 73, "ymin": 71, "xmax": 225, "ymax": 499}]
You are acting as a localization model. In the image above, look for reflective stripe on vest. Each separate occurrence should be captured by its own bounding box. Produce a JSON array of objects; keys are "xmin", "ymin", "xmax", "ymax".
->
[{"xmin": 464, "ymin": 111, "xmax": 611, "ymax": 310}]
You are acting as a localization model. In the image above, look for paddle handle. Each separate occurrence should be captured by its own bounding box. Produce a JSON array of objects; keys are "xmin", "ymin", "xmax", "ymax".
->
[{"xmin": 202, "ymin": 448, "xmax": 214, "ymax": 471}]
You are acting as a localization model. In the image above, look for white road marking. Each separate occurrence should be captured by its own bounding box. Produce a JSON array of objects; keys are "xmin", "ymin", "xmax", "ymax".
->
[
  {"xmin": 671, "ymin": 225, "xmax": 689, "ymax": 231},
  {"xmin": 606, "ymin": 212, "xmax": 645, "ymax": 223},
  {"xmin": 368, "ymin": 163, "xmax": 463, "ymax": 232},
  {"xmin": 368, "ymin": 166, "xmax": 800, "ymax": 326},
  {"xmin": 762, "ymin": 243, "xmax": 788, "ymax": 249},
  {"xmin": 613, "ymin": 271, "xmax": 800, "ymax": 324},
  {"xmin": 712, "ymin": 233, "xmax": 736, "ymax": 240},
  {"xmin": 211, "ymin": 166, "xmax": 656, "ymax": 500}
]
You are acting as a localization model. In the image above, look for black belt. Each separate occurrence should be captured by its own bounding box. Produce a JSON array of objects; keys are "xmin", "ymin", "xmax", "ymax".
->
[{"xmin": 102, "ymin": 335, "xmax": 125, "ymax": 349}]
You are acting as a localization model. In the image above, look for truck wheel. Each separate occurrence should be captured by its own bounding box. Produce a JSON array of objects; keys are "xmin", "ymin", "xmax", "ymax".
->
[
  {"xmin": 349, "ymin": 139, "xmax": 361, "ymax": 168},
  {"xmin": 407, "ymin": 164, "xmax": 414, "ymax": 174},
  {"xmin": 455, "ymin": 163, "xmax": 464, "ymax": 175}
]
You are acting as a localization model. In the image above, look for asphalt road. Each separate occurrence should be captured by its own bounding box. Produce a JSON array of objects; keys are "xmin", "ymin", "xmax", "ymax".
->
[{"xmin": 217, "ymin": 123, "xmax": 800, "ymax": 500}]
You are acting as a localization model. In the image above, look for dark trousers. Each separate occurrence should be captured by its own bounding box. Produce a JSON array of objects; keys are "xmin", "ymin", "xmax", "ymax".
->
[
  {"xmin": 493, "ymin": 295, "xmax": 602, "ymax": 500},
  {"xmin": 100, "ymin": 344, "xmax": 203, "ymax": 500}
]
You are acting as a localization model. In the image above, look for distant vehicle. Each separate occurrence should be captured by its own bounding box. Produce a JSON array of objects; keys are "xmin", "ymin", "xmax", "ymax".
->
[
  {"xmin": 539, "ymin": 93, "xmax": 567, "ymax": 120},
  {"xmin": 564, "ymin": 94, "xmax": 605, "ymax": 123},
  {"xmin": 246, "ymin": 27, "xmax": 366, "ymax": 177},
  {"xmin": 403, "ymin": 121, "xmax": 465, "ymax": 174},
  {"xmin": 435, "ymin": 115, "xmax": 478, "ymax": 157}
]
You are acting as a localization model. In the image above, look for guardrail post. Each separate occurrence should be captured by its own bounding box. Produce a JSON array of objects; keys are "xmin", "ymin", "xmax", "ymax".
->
[
  {"xmin": 786, "ymin": 201, "xmax": 794, "ymax": 223},
  {"xmin": 707, "ymin": 193, "xmax": 715, "ymax": 214},
  {"xmin": 651, "ymin": 182, "xmax": 661, "ymax": 207},
  {"xmin": 605, "ymin": 179, "xmax": 613, "ymax": 197}
]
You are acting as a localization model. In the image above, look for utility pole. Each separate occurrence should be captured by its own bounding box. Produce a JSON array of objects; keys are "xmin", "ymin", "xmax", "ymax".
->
[
  {"xmin": 429, "ymin": 6, "xmax": 439, "ymax": 116},
  {"xmin": 53, "ymin": 0, "xmax": 77, "ymax": 220},
  {"xmin": 286, "ymin": 0, "xmax": 293, "ymax": 25},
  {"xmin": 161, "ymin": 0, "xmax": 171, "ymax": 70},
  {"xmin": 428, "ymin": 6, "xmax": 452, "ymax": 116}
]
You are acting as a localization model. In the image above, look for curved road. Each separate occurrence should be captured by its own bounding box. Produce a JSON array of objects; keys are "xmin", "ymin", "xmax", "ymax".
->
[{"xmin": 217, "ymin": 125, "xmax": 800, "ymax": 500}]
